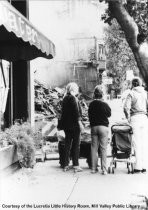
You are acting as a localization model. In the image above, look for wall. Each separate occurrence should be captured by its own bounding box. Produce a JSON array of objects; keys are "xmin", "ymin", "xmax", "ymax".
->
[
  {"xmin": 68, "ymin": 37, "xmax": 97, "ymax": 62},
  {"xmin": 68, "ymin": 62, "xmax": 98, "ymax": 97}
]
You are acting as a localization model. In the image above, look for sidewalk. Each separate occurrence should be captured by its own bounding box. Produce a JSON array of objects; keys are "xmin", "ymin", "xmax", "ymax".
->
[
  {"xmin": 1, "ymin": 158, "xmax": 148, "ymax": 210},
  {"xmin": 0, "ymin": 99, "xmax": 148, "ymax": 210}
]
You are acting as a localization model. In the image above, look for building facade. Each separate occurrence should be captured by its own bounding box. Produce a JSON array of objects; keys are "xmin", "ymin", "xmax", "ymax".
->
[
  {"xmin": 0, "ymin": 0, "xmax": 55, "ymax": 129},
  {"xmin": 67, "ymin": 36, "xmax": 106, "ymax": 97}
]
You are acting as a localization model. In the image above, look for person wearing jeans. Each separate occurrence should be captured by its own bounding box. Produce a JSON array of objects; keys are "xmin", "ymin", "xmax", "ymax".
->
[
  {"xmin": 88, "ymin": 85, "xmax": 111, "ymax": 175},
  {"xmin": 91, "ymin": 126, "xmax": 109, "ymax": 174}
]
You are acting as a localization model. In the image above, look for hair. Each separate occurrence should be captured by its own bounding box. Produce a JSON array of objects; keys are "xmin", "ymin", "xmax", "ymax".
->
[
  {"xmin": 137, "ymin": 33, "xmax": 146, "ymax": 44},
  {"xmin": 66, "ymin": 82, "xmax": 79, "ymax": 96},
  {"xmin": 94, "ymin": 85, "xmax": 103, "ymax": 99},
  {"xmin": 132, "ymin": 77, "xmax": 142, "ymax": 88}
]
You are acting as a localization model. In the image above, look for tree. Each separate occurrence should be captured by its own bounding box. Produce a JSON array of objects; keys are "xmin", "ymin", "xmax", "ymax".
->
[
  {"xmin": 100, "ymin": 0, "xmax": 148, "ymax": 86},
  {"xmin": 104, "ymin": 20, "xmax": 138, "ymax": 95}
]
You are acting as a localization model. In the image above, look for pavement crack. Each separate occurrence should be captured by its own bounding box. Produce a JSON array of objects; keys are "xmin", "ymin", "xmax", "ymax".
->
[{"xmin": 64, "ymin": 176, "xmax": 79, "ymax": 204}]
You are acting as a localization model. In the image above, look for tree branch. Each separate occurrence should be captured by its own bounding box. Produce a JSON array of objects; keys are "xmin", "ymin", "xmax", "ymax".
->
[{"xmin": 108, "ymin": 0, "xmax": 139, "ymax": 50}]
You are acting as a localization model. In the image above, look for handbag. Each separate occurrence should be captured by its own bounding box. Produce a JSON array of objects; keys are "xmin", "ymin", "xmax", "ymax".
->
[
  {"xmin": 78, "ymin": 120, "xmax": 85, "ymax": 133},
  {"xmin": 57, "ymin": 118, "xmax": 64, "ymax": 130}
]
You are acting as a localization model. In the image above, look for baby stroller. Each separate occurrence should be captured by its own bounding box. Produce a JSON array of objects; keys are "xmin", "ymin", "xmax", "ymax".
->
[{"xmin": 108, "ymin": 123, "xmax": 135, "ymax": 174}]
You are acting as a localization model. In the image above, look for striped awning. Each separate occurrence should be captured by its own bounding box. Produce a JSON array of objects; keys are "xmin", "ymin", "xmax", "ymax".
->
[{"xmin": 0, "ymin": 1, "xmax": 55, "ymax": 61}]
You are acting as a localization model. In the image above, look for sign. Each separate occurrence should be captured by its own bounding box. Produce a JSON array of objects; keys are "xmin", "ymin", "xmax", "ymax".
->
[
  {"xmin": 126, "ymin": 70, "xmax": 134, "ymax": 80},
  {"xmin": 42, "ymin": 120, "xmax": 57, "ymax": 137},
  {"xmin": 103, "ymin": 77, "xmax": 113, "ymax": 85}
]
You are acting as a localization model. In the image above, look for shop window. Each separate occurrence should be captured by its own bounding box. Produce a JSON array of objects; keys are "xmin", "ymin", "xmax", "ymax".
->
[{"xmin": 0, "ymin": 60, "xmax": 10, "ymax": 129}]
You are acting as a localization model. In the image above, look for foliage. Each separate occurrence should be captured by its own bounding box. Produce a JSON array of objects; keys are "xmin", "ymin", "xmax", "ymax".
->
[
  {"xmin": 104, "ymin": 20, "xmax": 138, "ymax": 94},
  {"xmin": 101, "ymin": 0, "xmax": 148, "ymax": 42},
  {"xmin": 17, "ymin": 132, "xmax": 35, "ymax": 168},
  {"xmin": 0, "ymin": 122, "xmax": 43, "ymax": 168},
  {"xmin": 125, "ymin": 0, "xmax": 148, "ymax": 41},
  {"xmin": 99, "ymin": 0, "xmax": 148, "ymax": 91}
]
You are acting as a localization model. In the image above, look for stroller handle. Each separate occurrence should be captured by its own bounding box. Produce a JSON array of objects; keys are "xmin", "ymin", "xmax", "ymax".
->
[{"xmin": 111, "ymin": 124, "xmax": 133, "ymax": 133}]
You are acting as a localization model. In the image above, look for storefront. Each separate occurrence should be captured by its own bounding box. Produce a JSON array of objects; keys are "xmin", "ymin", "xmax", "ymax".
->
[{"xmin": 0, "ymin": 1, "xmax": 55, "ymax": 129}]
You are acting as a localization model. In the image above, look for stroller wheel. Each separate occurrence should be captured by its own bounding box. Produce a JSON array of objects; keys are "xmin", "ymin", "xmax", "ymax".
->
[
  {"xmin": 131, "ymin": 163, "xmax": 134, "ymax": 174},
  {"xmin": 112, "ymin": 167, "xmax": 115, "ymax": 174},
  {"xmin": 114, "ymin": 162, "xmax": 117, "ymax": 168},
  {"xmin": 127, "ymin": 163, "xmax": 131, "ymax": 174},
  {"xmin": 108, "ymin": 167, "xmax": 111, "ymax": 174},
  {"xmin": 127, "ymin": 163, "xmax": 129, "ymax": 168}
]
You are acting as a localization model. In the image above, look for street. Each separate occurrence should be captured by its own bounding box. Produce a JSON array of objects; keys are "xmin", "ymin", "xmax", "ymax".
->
[{"xmin": 0, "ymin": 99, "xmax": 148, "ymax": 210}]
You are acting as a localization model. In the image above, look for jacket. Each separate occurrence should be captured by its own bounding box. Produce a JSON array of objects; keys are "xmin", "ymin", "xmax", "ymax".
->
[
  {"xmin": 124, "ymin": 86, "xmax": 148, "ymax": 119},
  {"xmin": 60, "ymin": 94, "xmax": 82, "ymax": 130},
  {"xmin": 88, "ymin": 99, "xmax": 111, "ymax": 127}
]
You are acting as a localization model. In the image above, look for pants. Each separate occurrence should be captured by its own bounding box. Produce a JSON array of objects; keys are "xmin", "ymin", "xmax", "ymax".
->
[
  {"xmin": 64, "ymin": 127, "xmax": 81, "ymax": 167},
  {"xmin": 131, "ymin": 114, "xmax": 148, "ymax": 170},
  {"xmin": 91, "ymin": 125, "xmax": 109, "ymax": 171}
]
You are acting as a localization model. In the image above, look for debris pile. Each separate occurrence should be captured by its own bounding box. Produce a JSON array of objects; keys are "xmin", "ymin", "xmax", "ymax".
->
[
  {"xmin": 34, "ymin": 80, "xmax": 89, "ymax": 124},
  {"xmin": 35, "ymin": 80, "xmax": 64, "ymax": 120},
  {"xmin": 79, "ymin": 98, "xmax": 89, "ymax": 123}
]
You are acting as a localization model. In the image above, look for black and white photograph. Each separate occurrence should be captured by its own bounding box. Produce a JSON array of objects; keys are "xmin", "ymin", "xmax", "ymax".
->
[{"xmin": 0, "ymin": 0, "xmax": 148, "ymax": 209}]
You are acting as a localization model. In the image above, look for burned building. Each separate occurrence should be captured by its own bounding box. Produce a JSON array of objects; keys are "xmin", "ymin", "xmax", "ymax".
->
[{"xmin": 67, "ymin": 36, "xmax": 106, "ymax": 97}]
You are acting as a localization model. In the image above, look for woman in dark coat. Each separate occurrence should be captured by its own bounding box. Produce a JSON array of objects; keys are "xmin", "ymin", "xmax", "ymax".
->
[{"xmin": 60, "ymin": 82, "xmax": 83, "ymax": 172}]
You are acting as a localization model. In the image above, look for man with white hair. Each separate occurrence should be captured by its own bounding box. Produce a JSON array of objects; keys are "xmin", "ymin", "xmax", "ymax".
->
[{"xmin": 124, "ymin": 76, "xmax": 148, "ymax": 173}]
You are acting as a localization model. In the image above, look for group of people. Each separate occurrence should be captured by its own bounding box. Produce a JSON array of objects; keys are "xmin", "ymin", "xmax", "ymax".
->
[{"xmin": 58, "ymin": 76, "xmax": 148, "ymax": 174}]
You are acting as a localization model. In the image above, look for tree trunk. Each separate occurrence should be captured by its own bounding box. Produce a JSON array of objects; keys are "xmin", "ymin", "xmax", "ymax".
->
[
  {"xmin": 134, "ymin": 44, "xmax": 148, "ymax": 85},
  {"xmin": 108, "ymin": 0, "xmax": 148, "ymax": 86}
]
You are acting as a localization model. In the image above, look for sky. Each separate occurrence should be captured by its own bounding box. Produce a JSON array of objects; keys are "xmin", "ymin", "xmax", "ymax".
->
[
  {"xmin": 29, "ymin": 0, "xmax": 106, "ymax": 86},
  {"xmin": 29, "ymin": 0, "xmax": 106, "ymax": 42}
]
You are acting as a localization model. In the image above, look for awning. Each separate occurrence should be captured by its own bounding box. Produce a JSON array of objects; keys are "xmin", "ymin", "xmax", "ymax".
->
[{"xmin": 0, "ymin": 1, "xmax": 56, "ymax": 61}]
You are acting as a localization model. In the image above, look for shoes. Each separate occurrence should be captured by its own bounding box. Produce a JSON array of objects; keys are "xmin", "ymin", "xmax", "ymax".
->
[
  {"xmin": 102, "ymin": 170, "xmax": 107, "ymax": 175},
  {"xmin": 68, "ymin": 165, "xmax": 74, "ymax": 170},
  {"xmin": 133, "ymin": 169, "xmax": 141, "ymax": 174},
  {"xmin": 63, "ymin": 165, "xmax": 74, "ymax": 172},
  {"xmin": 63, "ymin": 166, "xmax": 70, "ymax": 172},
  {"xmin": 91, "ymin": 168, "xmax": 98, "ymax": 174},
  {"xmin": 141, "ymin": 169, "xmax": 147, "ymax": 173},
  {"xmin": 73, "ymin": 166, "xmax": 83, "ymax": 173}
]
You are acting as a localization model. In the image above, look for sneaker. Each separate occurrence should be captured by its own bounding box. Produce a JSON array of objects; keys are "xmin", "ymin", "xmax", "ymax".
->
[
  {"xmin": 91, "ymin": 168, "xmax": 98, "ymax": 174},
  {"xmin": 102, "ymin": 170, "xmax": 107, "ymax": 175},
  {"xmin": 68, "ymin": 165, "xmax": 74, "ymax": 170},
  {"xmin": 74, "ymin": 166, "xmax": 83, "ymax": 173},
  {"xmin": 63, "ymin": 166, "xmax": 70, "ymax": 172}
]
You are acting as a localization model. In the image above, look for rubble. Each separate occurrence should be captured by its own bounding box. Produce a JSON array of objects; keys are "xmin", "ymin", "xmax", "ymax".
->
[
  {"xmin": 34, "ymin": 80, "xmax": 89, "ymax": 124},
  {"xmin": 35, "ymin": 80, "xmax": 64, "ymax": 120}
]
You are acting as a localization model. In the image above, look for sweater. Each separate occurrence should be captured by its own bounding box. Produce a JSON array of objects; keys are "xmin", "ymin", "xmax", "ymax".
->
[
  {"xmin": 61, "ymin": 94, "xmax": 82, "ymax": 130},
  {"xmin": 124, "ymin": 86, "xmax": 148, "ymax": 119},
  {"xmin": 88, "ymin": 99, "xmax": 111, "ymax": 127}
]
